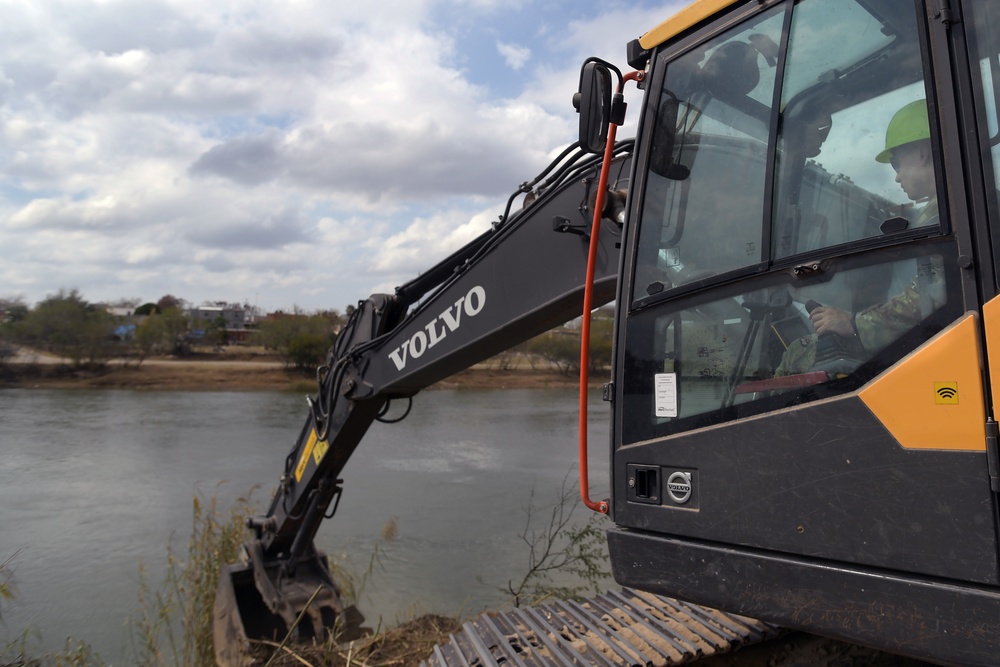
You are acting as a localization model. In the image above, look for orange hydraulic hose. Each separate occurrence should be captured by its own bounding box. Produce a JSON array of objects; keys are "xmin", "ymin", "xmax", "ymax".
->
[{"xmin": 579, "ymin": 69, "xmax": 642, "ymax": 514}]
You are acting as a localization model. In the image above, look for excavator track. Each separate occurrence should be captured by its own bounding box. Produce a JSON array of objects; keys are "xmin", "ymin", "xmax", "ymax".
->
[{"xmin": 421, "ymin": 588, "xmax": 780, "ymax": 667}]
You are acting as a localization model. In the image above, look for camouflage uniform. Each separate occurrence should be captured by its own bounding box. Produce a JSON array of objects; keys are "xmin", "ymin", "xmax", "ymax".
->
[
  {"xmin": 774, "ymin": 334, "xmax": 819, "ymax": 376},
  {"xmin": 777, "ymin": 200, "xmax": 943, "ymax": 375},
  {"xmin": 856, "ymin": 199, "xmax": 943, "ymax": 352}
]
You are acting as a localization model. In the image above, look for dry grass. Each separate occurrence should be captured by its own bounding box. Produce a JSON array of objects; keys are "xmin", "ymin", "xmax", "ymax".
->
[
  {"xmin": 129, "ymin": 497, "xmax": 461, "ymax": 667},
  {"xmin": 249, "ymin": 614, "xmax": 461, "ymax": 667},
  {"xmin": 133, "ymin": 494, "xmax": 257, "ymax": 667}
]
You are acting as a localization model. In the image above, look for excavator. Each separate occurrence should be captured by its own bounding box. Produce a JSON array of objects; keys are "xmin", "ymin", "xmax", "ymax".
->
[{"xmin": 215, "ymin": 0, "xmax": 1000, "ymax": 665}]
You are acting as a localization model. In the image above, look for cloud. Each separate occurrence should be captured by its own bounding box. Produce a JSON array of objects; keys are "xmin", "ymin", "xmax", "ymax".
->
[
  {"xmin": 0, "ymin": 0, "xmax": 671, "ymax": 312},
  {"xmin": 369, "ymin": 205, "xmax": 496, "ymax": 275},
  {"xmin": 183, "ymin": 204, "xmax": 309, "ymax": 250},
  {"xmin": 62, "ymin": 0, "xmax": 213, "ymax": 55},
  {"xmin": 187, "ymin": 22, "xmax": 571, "ymax": 204},
  {"xmin": 189, "ymin": 131, "xmax": 284, "ymax": 186},
  {"xmin": 496, "ymin": 41, "xmax": 531, "ymax": 70}
]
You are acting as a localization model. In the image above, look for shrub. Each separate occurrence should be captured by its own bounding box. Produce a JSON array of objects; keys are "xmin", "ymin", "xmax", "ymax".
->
[{"xmin": 287, "ymin": 332, "xmax": 330, "ymax": 371}]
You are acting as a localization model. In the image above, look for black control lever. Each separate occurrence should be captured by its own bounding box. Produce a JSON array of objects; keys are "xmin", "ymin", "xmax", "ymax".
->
[
  {"xmin": 803, "ymin": 300, "xmax": 860, "ymax": 374},
  {"xmin": 805, "ymin": 299, "xmax": 837, "ymax": 353}
]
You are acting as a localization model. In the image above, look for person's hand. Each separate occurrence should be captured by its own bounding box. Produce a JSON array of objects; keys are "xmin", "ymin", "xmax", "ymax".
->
[{"xmin": 809, "ymin": 306, "xmax": 854, "ymax": 337}]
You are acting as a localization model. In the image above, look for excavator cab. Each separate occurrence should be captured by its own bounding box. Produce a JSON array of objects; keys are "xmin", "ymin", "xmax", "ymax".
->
[{"xmin": 587, "ymin": 0, "xmax": 1000, "ymax": 664}]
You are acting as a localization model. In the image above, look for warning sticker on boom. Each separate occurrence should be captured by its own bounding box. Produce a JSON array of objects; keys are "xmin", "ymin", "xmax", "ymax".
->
[
  {"xmin": 654, "ymin": 373, "xmax": 678, "ymax": 418},
  {"xmin": 295, "ymin": 429, "xmax": 319, "ymax": 482},
  {"xmin": 312, "ymin": 437, "xmax": 329, "ymax": 466}
]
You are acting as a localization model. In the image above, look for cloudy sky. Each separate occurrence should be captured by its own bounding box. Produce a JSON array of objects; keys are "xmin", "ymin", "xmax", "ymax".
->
[{"xmin": 1, "ymin": 0, "xmax": 683, "ymax": 313}]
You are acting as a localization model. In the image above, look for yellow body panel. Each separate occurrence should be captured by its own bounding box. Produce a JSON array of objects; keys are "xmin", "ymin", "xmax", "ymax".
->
[
  {"xmin": 639, "ymin": 0, "xmax": 741, "ymax": 51},
  {"xmin": 859, "ymin": 314, "xmax": 985, "ymax": 450}
]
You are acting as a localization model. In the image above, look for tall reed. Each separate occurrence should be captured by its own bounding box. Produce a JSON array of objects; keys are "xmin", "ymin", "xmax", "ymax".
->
[{"xmin": 132, "ymin": 492, "xmax": 255, "ymax": 667}]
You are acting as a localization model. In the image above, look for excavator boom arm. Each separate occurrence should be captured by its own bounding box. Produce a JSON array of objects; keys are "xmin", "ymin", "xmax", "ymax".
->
[{"xmin": 214, "ymin": 143, "xmax": 631, "ymax": 665}]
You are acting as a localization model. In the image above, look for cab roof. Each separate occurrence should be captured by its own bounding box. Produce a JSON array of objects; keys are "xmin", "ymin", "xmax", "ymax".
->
[{"xmin": 638, "ymin": 0, "xmax": 741, "ymax": 50}]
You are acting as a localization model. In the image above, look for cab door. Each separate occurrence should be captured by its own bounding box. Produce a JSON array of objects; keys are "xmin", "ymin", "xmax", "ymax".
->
[{"xmin": 612, "ymin": 0, "xmax": 1000, "ymax": 590}]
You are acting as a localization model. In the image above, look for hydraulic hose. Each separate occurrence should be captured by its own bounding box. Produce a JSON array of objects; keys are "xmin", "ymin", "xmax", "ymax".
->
[
  {"xmin": 577, "ymin": 125, "xmax": 617, "ymax": 515},
  {"xmin": 579, "ymin": 69, "xmax": 643, "ymax": 515}
]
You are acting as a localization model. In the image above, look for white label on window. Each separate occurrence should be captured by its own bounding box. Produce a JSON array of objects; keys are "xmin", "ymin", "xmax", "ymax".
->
[
  {"xmin": 654, "ymin": 373, "xmax": 678, "ymax": 418},
  {"xmin": 661, "ymin": 247, "xmax": 681, "ymax": 267}
]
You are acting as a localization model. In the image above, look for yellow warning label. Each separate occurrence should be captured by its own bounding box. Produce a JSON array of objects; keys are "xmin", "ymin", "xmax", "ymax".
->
[
  {"xmin": 934, "ymin": 382, "xmax": 959, "ymax": 405},
  {"xmin": 312, "ymin": 437, "xmax": 328, "ymax": 466},
  {"xmin": 295, "ymin": 430, "xmax": 318, "ymax": 482}
]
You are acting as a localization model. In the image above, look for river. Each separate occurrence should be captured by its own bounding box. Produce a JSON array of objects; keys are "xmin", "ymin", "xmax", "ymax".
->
[{"xmin": 0, "ymin": 387, "xmax": 611, "ymax": 663}]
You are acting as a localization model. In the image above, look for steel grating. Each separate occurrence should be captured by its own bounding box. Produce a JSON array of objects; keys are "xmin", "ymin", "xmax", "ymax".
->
[{"xmin": 421, "ymin": 588, "xmax": 781, "ymax": 667}]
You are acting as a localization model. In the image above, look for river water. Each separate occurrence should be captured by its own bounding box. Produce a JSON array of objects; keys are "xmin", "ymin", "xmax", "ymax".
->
[{"xmin": 0, "ymin": 387, "xmax": 611, "ymax": 663}]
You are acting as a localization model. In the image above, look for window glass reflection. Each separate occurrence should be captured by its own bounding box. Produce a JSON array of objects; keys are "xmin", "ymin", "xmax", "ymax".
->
[
  {"xmin": 632, "ymin": 7, "xmax": 785, "ymax": 302},
  {"xmin": 773, "ymin": 0, "xmax": 939, "ymax": 259}
]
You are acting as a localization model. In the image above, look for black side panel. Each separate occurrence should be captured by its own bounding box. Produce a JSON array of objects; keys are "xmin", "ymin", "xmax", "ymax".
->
[
  {"xmin": 608, "ymin": 527, "xmax": 1000, "ymax": 667},
  {"xmin": 614, "ymin": 395, "xmax": 999, "ymax": 584}
]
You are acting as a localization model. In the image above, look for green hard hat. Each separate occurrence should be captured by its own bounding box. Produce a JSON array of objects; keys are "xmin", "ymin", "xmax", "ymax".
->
[{"xmin": 875, "ymin": 99, "xmax": 929, "ymax": 163}]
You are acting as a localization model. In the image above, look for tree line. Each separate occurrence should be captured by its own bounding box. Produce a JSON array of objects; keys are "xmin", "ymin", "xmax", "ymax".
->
[
  {"xmin": 0, "ymin": 290, "xmax": 612, "ymax": 374},
  {"xmin": 0, "ymin": 291, "xmax": 346, "ymax": 371}
]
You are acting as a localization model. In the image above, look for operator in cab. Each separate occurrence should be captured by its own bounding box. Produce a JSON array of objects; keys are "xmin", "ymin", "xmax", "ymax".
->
[{"xmin": 779, "ymin": 100, "xmax": 946, "ymax": 374}]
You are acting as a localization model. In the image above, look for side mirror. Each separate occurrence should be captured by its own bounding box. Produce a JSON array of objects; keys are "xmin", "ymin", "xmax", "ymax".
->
[{"xmin": 574, "ymin": 61, "xmax": 612, "ymax": 154}]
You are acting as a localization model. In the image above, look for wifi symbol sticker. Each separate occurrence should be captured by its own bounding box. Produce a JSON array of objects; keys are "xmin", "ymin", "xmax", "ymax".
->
[{"xmin": 934, "ymin": 382, "xmax": 959, "ymax": 405}]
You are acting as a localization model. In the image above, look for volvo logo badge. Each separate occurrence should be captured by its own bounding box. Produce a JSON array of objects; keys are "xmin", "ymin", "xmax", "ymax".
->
[{"xmin": 666, "ymin": 471, "xmax": 693, "ymax": 504}]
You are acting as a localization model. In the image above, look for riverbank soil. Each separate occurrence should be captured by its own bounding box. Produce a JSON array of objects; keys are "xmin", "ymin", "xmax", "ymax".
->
[
  {"xmin": 0, "ymin": 359, "xmax": 299, "ymax": 391},
  {"xmin": 0, "ymin": 348, "xmax": 592, "ymax": 391}
]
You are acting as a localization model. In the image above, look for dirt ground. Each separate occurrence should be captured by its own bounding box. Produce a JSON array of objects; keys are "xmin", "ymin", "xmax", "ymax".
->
[{"xmin": 0, "ymin": 348, "xmax": 593, "ymax": 392}]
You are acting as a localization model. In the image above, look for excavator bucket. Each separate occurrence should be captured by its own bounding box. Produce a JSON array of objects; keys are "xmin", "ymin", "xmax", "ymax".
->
[{"xmin": 213, "ymin": 546, "xmax": 367, "ymax": 667}]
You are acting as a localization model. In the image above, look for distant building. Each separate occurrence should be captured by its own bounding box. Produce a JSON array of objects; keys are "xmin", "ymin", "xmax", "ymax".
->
[
  {"xmin": 189, "ymin": 304, "xmax": 247, "ymax": 331},
  {"xmin": 189, "ymin": 303, "xmax": 256, "ymax": 344},
  {"xmin": 104, "ymin": 306, "xmax": 136, "ymax": 320},
  {"xmin": 101, "ymin": 305, "xmax": 140, "ymax": 341}
]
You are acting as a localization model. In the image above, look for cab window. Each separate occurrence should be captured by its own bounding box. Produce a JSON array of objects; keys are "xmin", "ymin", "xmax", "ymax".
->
[
  {"xmin": 622, "ymin": 244, "xmax": 960, "ymax": 443},
  {"xmin": 773, "ymin": 0, "xmax": 940, "ymax": 260},
  {"xmin": 965, "ymin": 1, "xmax": 1000, "ymax": 285},
  {"xmin": 623, "ymin": 0, "xmax": 954, "ymax": 443},
  {"xmin": 632, "ymin": 6, "xmax": 784, "ymax": 302}
]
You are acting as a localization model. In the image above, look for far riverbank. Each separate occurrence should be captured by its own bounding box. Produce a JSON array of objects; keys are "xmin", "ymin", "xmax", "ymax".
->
[{"xmin": 0, "ymin": 351, "xmax": 598, "ymax": 392}]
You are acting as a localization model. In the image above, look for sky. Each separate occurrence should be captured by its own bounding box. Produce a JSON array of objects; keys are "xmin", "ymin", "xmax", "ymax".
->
[{"xmin": 0, "ymin": 0, "xmax": 684, "ymax": 314}]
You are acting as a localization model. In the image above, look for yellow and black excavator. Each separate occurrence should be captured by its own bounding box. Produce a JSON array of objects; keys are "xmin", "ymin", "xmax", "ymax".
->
[{"xmin": 215, "ymin": 1, "xmax": 1000, "ymax": 665}]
